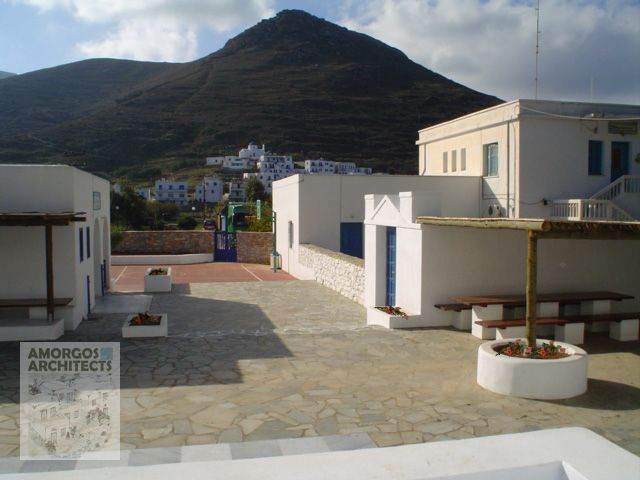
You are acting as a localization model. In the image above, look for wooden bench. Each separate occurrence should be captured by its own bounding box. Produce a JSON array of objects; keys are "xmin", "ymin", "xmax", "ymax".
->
[
  {"xmin": 475, "ymin": 312, "xmax": 640, "ymax": 343},
  {"xmin": 0, "ymin": 298, "xmax": 73, "ymax": 308},
  {"xmin": 434, "ymin": 303, "xmax": 471, "ymax": 312}
]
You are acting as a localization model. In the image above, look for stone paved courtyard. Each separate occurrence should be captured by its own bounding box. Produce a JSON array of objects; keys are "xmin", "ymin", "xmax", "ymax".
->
[{"xmin": 0, "ymin": 280, "xmax": 639, "ymax": 458}]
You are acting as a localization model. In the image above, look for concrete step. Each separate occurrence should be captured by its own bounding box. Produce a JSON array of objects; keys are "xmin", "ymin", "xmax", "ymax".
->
[{"xmin": 0, "ymin": 433, "xmax": 376, "ymax": 474}]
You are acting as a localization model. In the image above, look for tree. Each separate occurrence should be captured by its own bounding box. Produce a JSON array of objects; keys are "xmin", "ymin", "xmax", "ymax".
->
[
  {"xmin": 177, "ymin": 214, "xmax": 197, "ymax": 230},
  {"xmin": 111, "ymin": 187, "xmax": 153, "ymax": 229},
  {"xmin": 245, "ymin": 177, "xmax": 266, "ymax": 203}
]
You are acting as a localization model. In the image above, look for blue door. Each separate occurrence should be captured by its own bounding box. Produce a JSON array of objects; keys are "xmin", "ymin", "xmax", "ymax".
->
[
  {"xmin": 214, "ymin": 231, "xmax": 237, "ymax": 262},
  {"xmin": 340, "ymin": 222, "xmax": 364, "ymax": 258},
  {"xmin": 611, "ymin": 142, "xmax": 630, "ymax": 182},
  {"xmin": 385, "ymin": 227, "xmax": 396, "ymax": 306}
]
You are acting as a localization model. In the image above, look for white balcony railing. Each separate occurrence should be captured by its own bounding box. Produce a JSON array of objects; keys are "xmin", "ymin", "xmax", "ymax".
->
[
  {"xmin": 591, "ymin": 175, "xmax": 640, "ymax": 201},
  {"xmin": 551, "ymin": 199, "xmax": 635, "ymax": 222}
]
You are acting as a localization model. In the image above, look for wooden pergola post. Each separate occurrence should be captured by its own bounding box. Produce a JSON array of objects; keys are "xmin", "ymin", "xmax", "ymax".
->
[
  {"xmin": 525, "ymin": 230, "xmax": 538, "ymax": 347},
  {"xmin": 45, "ymin": 224, "xmax": 54, "ymax": 323}
]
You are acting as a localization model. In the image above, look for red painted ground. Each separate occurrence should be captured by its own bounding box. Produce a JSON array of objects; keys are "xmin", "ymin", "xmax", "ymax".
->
[{"xmin": 111, "ymin": 263, "xmax": 295, "ymax": 292}]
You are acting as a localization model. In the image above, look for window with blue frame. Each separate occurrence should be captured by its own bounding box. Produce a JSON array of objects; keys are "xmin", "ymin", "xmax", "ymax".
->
[
  {"xmin": 588, "ymin": 140, "xmax": 603, "ymax": 175},
  {"xmin": 484, "ymin": 143, "xmax": 499, "ymax": 176},
  {"xmin": 86, "ymin": 227, "xmax": 90, "ymax": 259},
  {"xmin": 79, "ymin": 228, "xmax": 84, "ymax": 262}
]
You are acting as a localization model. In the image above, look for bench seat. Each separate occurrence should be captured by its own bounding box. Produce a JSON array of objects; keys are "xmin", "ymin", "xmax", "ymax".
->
[
  {"xmin": 475, "ymin": 312, "xmax": 640, "ymax": 343},
  {"xmin": 0, "ymin": 298, "xmax": 73, "ymax": 308}
]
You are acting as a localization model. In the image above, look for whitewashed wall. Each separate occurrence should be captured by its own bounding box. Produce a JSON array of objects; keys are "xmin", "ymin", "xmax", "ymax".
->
[{"xmin": 298, "ymin": 244, "xmax": 364, "ymax": 305}]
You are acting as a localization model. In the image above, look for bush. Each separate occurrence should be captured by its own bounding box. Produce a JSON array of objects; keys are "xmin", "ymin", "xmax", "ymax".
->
[
  {"xmin": 110, "ymin": 225, "xmax": 125, "ymax": 250},
  {"xmin": 177, "ymin": 214, "xmax": 198, "ymax": 230}
]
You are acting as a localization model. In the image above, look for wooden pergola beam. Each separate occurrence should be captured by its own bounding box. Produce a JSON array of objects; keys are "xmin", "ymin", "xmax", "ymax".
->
[{"xmin": 45, "ymin": 224, "xmax": 54, "ymax": 323}]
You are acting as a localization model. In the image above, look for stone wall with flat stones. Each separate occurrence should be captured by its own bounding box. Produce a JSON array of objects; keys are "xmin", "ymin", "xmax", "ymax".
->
[
  {"xmin": 298, "ymin": 244, "xmax": 364, "ymax": 305},
  {"xmin": 114, "ymin": 230, "xmax": 214, "ymax": 255},
  {"xmin": 237, "ymin": 232, "xmax": 272, "ymax": 264}
]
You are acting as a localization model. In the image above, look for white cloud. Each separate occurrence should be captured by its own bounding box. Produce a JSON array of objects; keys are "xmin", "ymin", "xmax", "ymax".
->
[
  {"xmin": 77, "ymin": 19, "xmax": 197, "ymax": 62},
  {"xmin": 340, "ymin": 0, "xmax": 640, "ymax": 104},
  {"xmin": 18, "ymin": 0, "xmax": 275, "ymax": 61}
]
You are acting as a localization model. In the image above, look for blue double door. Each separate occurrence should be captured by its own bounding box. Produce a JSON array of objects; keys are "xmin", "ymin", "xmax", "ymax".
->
[
  {"xmin": 214, "ymin": 231, "xmax": 237, "ymax": 262},
  {"xmin": 385, "ymin": 227, "xmax": 396, "ymax": 306}
]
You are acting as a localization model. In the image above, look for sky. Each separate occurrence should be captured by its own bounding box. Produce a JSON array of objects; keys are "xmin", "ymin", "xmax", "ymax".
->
[{"xmin": 1, "ymin": 0, "xmax": 639, "ymax": 104}]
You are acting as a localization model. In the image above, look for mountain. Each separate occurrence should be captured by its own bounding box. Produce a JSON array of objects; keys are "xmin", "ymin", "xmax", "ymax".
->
[
  {"xmin": 0, "ymin": 71, "xmax": 16, "ymax": 80},
  {"xmin": 0, "ymin": 10, "xmax": 500, "ymax": 175}
]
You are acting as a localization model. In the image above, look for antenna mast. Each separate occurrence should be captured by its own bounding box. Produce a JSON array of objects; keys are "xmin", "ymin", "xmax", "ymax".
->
[{"xmin": 534, "ymin": 0, "xmax": 541, "ymax": 99}]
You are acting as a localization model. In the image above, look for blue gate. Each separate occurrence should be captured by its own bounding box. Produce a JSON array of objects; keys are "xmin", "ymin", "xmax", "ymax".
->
[
  {"xmin": 385, "ymin": 227, "xmax": 396, "ymax": 306},
  {"xmin": 214, "ymin": 231, "xmax": 237, "ymax": 262}
]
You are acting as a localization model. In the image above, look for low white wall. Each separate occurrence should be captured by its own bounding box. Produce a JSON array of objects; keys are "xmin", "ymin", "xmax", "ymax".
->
[
  {"xmin": 299, "ymin": 244, "xmax": 364, "ymax": 305},
  {"xmin": 111, "ymin": 254, "xmax": 213, "ymax": 265}
]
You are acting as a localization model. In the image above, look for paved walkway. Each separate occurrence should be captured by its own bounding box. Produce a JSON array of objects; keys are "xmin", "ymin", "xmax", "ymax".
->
[
  {"xmin": 112, "ymin": 263, "xmax": 295, "ymax": 292},
  {"xmin": 0, "ymin": 280, "xmax": 638, "ymax": 459}
]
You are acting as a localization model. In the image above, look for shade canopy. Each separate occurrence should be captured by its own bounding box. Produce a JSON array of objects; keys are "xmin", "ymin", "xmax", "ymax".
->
[{"xmin": 0, "ymin": 212, "xmax": 86, "ymax": 226}]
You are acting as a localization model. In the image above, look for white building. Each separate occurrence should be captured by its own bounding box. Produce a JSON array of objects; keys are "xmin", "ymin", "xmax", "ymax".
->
[
  {"xmin": 417, "ymin": 99, "xmax": 640, "ymax": 220},
  {"xmin": 154, "ymin": 178, "xmax": 188, "ymax": 205},
  {"xmin": 0, "ymin": 165, "xmax": 111, "ymax": 340},
  {"xmin": 195, "ymin": 176, "xmax": 223, "ymax": 204},
  {"xmin": 205, "ymin": 155, "xmax": 236, "ymax": 166},
  {"xmin": 274, "ymin": 99, "xmax": 640, "ymax": 332},
  {"xmin": 207, "ymin": 143, "xmax": 266, "ymax": 170},
  {"xmin": 304, "ymin": 159, "xmax": 373, "ymax": 176},
  {"xmin": 228, "ymin": 180, "xmax": 246, "ymax": 202}
]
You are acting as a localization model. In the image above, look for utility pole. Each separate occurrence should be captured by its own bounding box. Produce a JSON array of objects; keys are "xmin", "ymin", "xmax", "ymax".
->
[{"xmin": 534, "ymin": 0, "xmax": 541, "ymax": 99}]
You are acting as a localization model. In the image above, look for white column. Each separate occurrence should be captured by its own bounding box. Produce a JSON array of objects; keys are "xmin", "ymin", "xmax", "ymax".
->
[
  {"xmin": 582, "ymin": 300, "xmax": 612, "ymax": 332},
  {"xmin": 471, "ymin": 305, "xmax": 504, "ymax": 340},
  {"xmin": 610, "ymin": 319, "xmax": 639, "ymax": 341},
  {"xmin": 452, "ymin": 309, "xmax": 472, "ymax": 330},
  {"xmin": 554, "ymin": 323, "xmax": 585, "ymax": 345},
  {"xmin": 537, "ymin": 302, "xmax": 559, "ymax": 337}
]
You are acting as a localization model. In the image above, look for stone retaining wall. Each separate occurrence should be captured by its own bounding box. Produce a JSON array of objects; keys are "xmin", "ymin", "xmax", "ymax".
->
[
  {"xmin": 114, "ymin": 231, "xmax": 213, "ymax": 255},
  {"xmin": 298, "ymin": 244, "xmax": 364, "ymax": 305},
  {"xmin": 237, "ymin": 232, "xmax": 272, "ymax": 265}
]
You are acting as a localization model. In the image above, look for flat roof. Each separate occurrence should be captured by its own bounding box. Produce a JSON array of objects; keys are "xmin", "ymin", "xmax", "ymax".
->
[
  {"xmin": 416, "ymin": 216, "xmax": 640, "ymax": 239},
  {"xmin": 0, "ymin": 212, "xmax": 86, "ymax": 226}
]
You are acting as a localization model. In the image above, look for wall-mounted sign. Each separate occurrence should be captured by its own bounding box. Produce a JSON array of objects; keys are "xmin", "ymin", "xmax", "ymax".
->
[
  {"xmin": 93, "ymin": 191, "xmax": 101, "ymax": 211},
  {"xmin": 608, "ymin": 121, "xmax": 638, "ymax": 135}
]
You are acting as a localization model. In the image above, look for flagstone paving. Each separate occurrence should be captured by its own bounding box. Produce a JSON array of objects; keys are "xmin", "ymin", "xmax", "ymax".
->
[{"xmin": 0, "ymin": 280, "xmax": 639, "ymax": 458}]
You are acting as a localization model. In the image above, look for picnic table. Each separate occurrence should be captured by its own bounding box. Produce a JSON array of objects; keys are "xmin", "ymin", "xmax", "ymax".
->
[{"xmin": 449, "ymin": 291, "xmax": 633, "ymax": 307}]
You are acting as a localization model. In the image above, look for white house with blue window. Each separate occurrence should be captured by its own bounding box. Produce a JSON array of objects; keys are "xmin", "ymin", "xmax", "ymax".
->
[
  {"xmin": 195, "ymin": 176, "xmax": 223, "ymax": 204},
  {"xmin": 154, "ymin": 178, "xmax": 188, "ymax": 205},
  {"xmin": 0, "ymin": 165, "xmax": 111, "ymax": 340},
  {"xmin": 417, "ymin": 99, "xmax": 640, "ymax": 221}
]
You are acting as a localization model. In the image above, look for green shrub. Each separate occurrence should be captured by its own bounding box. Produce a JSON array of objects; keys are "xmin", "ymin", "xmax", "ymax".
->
[
  {"xmin": 110, "ymin": 225, "xmax": 125, "ymax": 249},
  {"xmin": 177, "ymin": 214, "xmax": 198, "ymax": 230}
]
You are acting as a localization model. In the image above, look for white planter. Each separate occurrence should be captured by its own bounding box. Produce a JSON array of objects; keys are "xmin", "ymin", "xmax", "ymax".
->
[
  {"xmin": 477, "ymin": 338, "xmax": 588, "ymax": 400},
  {"xmin": 122, "ymin": 314, "xmax": 168, "ymax": 338},
  {"xmin": 366, "ymin": 307, "xmax": 423, "ymax": 328},
  {"xmin": 144, "ymin": 267, "xmax": 172, "ymax": 293}
]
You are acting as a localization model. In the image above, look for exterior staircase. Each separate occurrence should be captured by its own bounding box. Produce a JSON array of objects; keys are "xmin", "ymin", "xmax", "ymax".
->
[{"xmin": 551, "ymin": 175, "xmax": 640, "ymax": 222}]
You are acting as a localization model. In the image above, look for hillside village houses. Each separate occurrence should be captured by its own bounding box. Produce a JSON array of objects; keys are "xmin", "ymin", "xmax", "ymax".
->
[
  {"xmin": 195, "ymin": 176, "xmax": 223, "ymax": 204},
  {"xmin": 154, "ymin": 178, "xmax": 188, "ymax": 206},
  {"xmin": 0, "ymin": 165, "xmax": 111, "ymax": 341},
  {"xmin": 274, "ymin": 99, "xmax": 640, "ymax": 338}
]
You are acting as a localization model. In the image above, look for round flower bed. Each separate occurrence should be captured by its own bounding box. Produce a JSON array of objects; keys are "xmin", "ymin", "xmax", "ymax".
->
[{"xmin": 477, "ymin": 338, "xmax": 587, "ymax": 400}]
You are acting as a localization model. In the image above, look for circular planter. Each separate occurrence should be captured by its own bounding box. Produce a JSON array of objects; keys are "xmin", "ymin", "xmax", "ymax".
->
[{"xmin": 477, "ymin": 338, "xmax": 588, "ymax": 399}]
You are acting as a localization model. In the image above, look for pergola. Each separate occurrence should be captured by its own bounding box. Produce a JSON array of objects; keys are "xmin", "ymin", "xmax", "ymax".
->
[
  {"xmin": 415, "ymin": 217, "xmax": 640, "ymax": 346},
  {"xmin": 0, "ymin": 212, "xmax": 86, "ymax": 322}
]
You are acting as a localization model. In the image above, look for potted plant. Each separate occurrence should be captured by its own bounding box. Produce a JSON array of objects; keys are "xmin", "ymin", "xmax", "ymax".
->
[
  {"xmin": 367, "ymin": 305, "xmax": 412, "ymax": 328},
  {"xmin": 122, "ymin": 311, "xmax": 168, "ymax": 338},
  {"xmin": 144, "ymin": 267, "xmax": 172, "ymax": 292}
]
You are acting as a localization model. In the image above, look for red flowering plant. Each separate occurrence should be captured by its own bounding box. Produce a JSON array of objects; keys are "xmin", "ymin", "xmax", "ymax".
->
[
  {"xmin": 375, "ymin": 306, "xmax": 408, "ymax": 317},
  {"xmin": 495, "ymin": 339, "xmax": 568, "ymax": 359}
]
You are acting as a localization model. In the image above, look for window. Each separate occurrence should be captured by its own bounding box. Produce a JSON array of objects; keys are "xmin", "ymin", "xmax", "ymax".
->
[
  {"xmin": 442, "ymin": 151, "xmax": 448, "ymax": 173},
  {"xmin": 483, "ymin": 143, "xmax": 499, "ymax": 176},
  {"xmin": 86, "ymin": 227, "xmax": 90, "ymax": 259},
  {"xmin": 451, "ymin": 150, "xmax": 457, "ymax": 172},
  {"xmin": 288, "ymin": 221, "xmax": 293, "ymax": 249},
  {"xmin": 79, "ymin": 228, "xmax": 84, "ymax": 262},
  {"xmin": 588, "ymin": 140, "xmax": 603, "ymax": 175},
  {"xmin": 461, "ymin": 148, "xmax": 467, "ymax": 171}
]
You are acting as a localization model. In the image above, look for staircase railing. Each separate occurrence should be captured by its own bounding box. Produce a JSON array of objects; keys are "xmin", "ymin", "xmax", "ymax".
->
[
  {"xmin": 551, "ymin": 199, "xmax": 635, "ymax": 222},
  {"xmin": 591, "ymin": 175, "xmax": 640, "ymax": 201}
]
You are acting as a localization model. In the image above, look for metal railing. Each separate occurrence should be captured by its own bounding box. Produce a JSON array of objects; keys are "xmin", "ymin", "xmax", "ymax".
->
[
  {"xmin": 591, "ymin": 175, "xmax": 640, "ymax": 201},
  {"xmin": 551, "ymin": 199, "xmax": 635, "ymax": 222}
]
